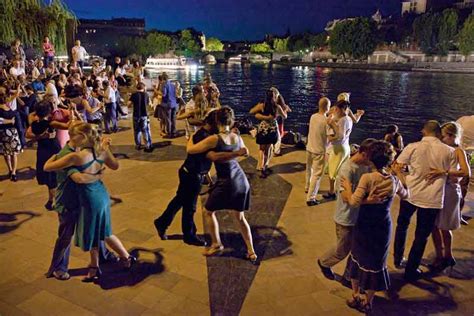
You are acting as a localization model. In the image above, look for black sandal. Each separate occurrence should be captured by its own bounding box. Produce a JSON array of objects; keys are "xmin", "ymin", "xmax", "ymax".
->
[
  {"xmin": 346, "ymin": 295, "xmax": 361, "ymax": 310},
  {"xmin": 82, "ymin": 266, "xmax": 102, "ymax": 283},
  {"xmin": 120, "ymin": 255, "xmax": 137, "ymax": 269}
]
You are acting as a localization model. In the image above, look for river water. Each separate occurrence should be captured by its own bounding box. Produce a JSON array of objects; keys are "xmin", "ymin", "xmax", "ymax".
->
[{"xmin": 147, "ymin": 63, "xmax": 474, "ymax": 144}]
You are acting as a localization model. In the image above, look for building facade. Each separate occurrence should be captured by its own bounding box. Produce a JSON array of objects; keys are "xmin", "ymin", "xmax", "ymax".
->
[
  {"xmin": 401, "ymin": 0, "xmax": 458, "ymax": 14},
  {"xmin": 76, "ymin": 18, "xmax": 145, "ymax": 56}
]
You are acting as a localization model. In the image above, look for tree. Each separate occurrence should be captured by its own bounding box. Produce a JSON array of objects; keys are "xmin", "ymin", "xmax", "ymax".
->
[
  {"xmin": 250, "ymin": 42, "xmax": 272, "ymax": 53},
  {"xmin": 438, "ymin": 9, "xmax": 458, "ymax": 55},
  {"xmin": 459, "ymin": 14, "xmax": 474, "ymax": 56},
  {"xmin": 177, "ymin": 29, "xmax": 201, "ymax": 57},
  {"xmin": 206, "ymin": 37, "xmax": 224, "ymax": 51},
  {"xmin": 0, "ymin": 0, "xmax": 76, "ymax": 53},
  {"xmin": 273, "ymin": 37, "xmax": 289, "ymax": 52},
  {"xmin": 309, "ymin": 32, "xmax": 328, "ymax": 49},
  {"xmin": 413, "ymin": 12, "xmax": 442, "ymax": 55},
  {"xmin": 329, "ymin": 18, "xmax": 377, "ymax": 59}
]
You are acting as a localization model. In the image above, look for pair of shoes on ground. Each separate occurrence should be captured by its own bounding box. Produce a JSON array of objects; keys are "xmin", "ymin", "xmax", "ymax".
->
[{"xmin": 154, "ymin": 219, "xmax": 206, "ymax": 246}]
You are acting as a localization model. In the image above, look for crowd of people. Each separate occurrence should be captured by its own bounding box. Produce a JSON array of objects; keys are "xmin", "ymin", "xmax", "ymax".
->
[{"xmin": 1, "ymin": 37, "xmax": 473, "ymax": 313}]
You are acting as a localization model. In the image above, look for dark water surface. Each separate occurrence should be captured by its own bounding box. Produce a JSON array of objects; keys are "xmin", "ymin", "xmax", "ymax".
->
[{"xmin": 148, "ymin": 64, "xmax": 474, "ymax": 144}]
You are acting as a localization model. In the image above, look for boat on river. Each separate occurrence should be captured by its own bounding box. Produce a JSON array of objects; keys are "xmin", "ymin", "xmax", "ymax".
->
[{"xmin": 144, "ymin": 56, "xmax": 204, "ymax": 71}]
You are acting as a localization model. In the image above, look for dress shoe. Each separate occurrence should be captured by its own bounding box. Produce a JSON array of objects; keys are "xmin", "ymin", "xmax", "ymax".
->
[
  {"xmin": 317, "ymin": 259, "xmax": 335, "ymax": 280},
  {"xmin": 322, "ymin": 192, "xmax": 336, "ymax": 200},
  {"xmin": 404, "ymin": 269, "xmax": 423, "ymax": 281},
  {"xmin": 306, "ymin": 200, "xmax": 320, "ymax": 206},
  {"xmin": 394, "ymin": 257, "xmax": 407, "ymax": 269},
  {"xmin": 154, "ymin": 219, "xmax": 167, "ymax": 240},
  {"xmin": 44, "ymin": 200, "xmax": 54, "ymax": 211},
  {"xmin": 144, "ymin": 147, "xmax": 154, "ymax": 153},
  {"xmin": 184, "ymin": 236, "xmax": 207, "ymax": 247}
]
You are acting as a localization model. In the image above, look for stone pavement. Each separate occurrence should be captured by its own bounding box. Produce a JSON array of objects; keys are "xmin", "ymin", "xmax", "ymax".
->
[{"xmin": 1, "ymin": 118, "xmax": 474, "ymax": 316}]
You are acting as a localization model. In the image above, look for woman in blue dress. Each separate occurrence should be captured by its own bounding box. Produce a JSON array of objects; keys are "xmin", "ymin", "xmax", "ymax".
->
[
  {"xmin": 340, "ymin": 141, "xmax": 409, "ymax": 313},
  {"xmin": 187, "ymin": 107, "xmax": 257, "ymax": 263},
  {"xmin": 44, "ymin": 122, "xmax": 135, "ymax": 281}
]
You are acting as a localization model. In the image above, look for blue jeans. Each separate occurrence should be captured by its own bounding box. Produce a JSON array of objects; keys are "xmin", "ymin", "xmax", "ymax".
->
[
  {"xmin": 133, "ymin": 116, "xmax": 152, "ymax": 148},
  {"xmin": 104, "ymin": 102, "xmax": 117, "ymax": 133}
]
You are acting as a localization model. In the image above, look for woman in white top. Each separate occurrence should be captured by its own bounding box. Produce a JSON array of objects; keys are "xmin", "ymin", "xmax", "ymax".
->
[
  {"xmin": 324, "ymin": 100, "xmax": 353, "ymax": 199},
  {"xmin": 426, "ymin": 122, "xmax": 471, "ymax": 272}
]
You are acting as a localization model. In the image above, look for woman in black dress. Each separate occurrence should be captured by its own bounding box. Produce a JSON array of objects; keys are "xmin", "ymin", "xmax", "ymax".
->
[
  {"xmin": 186, "ymin": 107, "xmax": 257, "ymax": 263},
  {"xmin": 27, "ymin": 101, "xmax": 70, "ymax": 210},
  {"xmin": 250, "ymin": 89, "xmax": 287, "ymax": 178},
  {"xmin": 340, "ymin": 141, "xmax": 408, "ymax": 313}
]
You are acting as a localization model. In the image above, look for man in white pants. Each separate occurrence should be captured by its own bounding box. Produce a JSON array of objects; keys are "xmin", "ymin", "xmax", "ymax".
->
[{"xmin": 305, "ymin": 97, "xmax": 331, "ymax": 206}]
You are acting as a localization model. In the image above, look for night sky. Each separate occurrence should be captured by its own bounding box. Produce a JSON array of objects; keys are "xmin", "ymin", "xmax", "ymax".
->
[{"xmin": 63, "ymin": 0, "xmax": 401, "ymax": 41}]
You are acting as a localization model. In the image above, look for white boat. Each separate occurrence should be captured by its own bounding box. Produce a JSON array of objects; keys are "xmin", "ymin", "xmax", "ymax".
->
[
  {"xmin": 249, "ymin": 54, "xmax": 271, "ymax": 64},
  {"xmin": 144, "ymin": 56, "xmax": 203, "ymax": 70},
  {"xmin": 227, "ymin": 54, "xmax": 248, "ymax": 64}
]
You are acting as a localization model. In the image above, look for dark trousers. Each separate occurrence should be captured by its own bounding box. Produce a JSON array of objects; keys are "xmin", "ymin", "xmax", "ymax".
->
[
  {"xmin": 104, "ymin": 102, "xmax": 117, "ymax": 133},
  {"xmin": 46, "ymin": 210, "xmax": 112, "ymax": 276},
  {"xmin": 165, "ymin": 107, "xmax": 177, "ymax": 136},
  {"xmin": 155, "ymin": 167, "xmax": 203, "ymax": 239},
  {"xmin": 78, "ymin": 60, "xmax": 84, "ymax": 69},
  {"xmin": 394, "ymin": 200, "xmax": 439, "ymax": 274}
]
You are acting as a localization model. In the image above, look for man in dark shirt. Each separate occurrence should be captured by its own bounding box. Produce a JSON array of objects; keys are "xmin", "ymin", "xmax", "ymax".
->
[
  {"xmin": 154, "ymin": 110, "xmax": 247, "ymax": 246},
  {"xmin": 129, "ymin": 82, "xmax": 152, "ymax": 152}
]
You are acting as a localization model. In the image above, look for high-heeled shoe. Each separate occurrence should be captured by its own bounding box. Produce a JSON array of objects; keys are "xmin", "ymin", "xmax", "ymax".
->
[
  {"xmin": 246, "ymin": 252, "xmax": 258, "ymax": 265},
  {"xmin": 10, "ymin": 173, "xmax": 17, "ymax": 182},
  {"xmin": 346, "ymin": 295, "xmax": 361, "ymax": 310},
  {"xmin": 82, "ymin": 266, "xmax": 102, "ymax": 283},
  {"xmin": 203, "ymin": 244, "xmax": 224, "ymax": 256},
  {"xmin": 120, "ymin": 255, "xmax": 137, "ymax": 270},
  {"xmin": 443, "ymin": 257, "xmax": 456, "ymax": 275}
]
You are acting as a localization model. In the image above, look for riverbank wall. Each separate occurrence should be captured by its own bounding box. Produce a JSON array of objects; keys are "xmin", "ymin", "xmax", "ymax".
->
[{"xmin": 272, "ymin": 60, "xmax": 474, "ymax": 74}]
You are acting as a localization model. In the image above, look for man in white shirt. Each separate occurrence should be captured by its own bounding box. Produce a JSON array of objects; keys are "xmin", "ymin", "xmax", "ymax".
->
[
  {"xmin": 9, "ymin": 60, "xmax": 25, "ymax": 79},
  {"xmin": 324, "ymin": 100, "xmax": 353, "ymax": 200},
  {"xmin": 456, "ymin": 115, "xmax": 474, "ymax": 151},
  {"xmin": 177, "ymin": 85, "xmax": 201, "ymax": 139},
  {"xmin": 305, "ymin": 97, "xmax": 330, "ymax": 205},
  {"xmin": 394, "ymin": 120, "xmax": 456, "ymax": 281},
  {"xmin": 456, "ymin": 115, "xmax": 473, "ymax": 224},
  {"xmin": 71, "ymin": 40, "xmax": 87, "ymax": 69},
  {"xmin": 103, "ymin": 80, "xmax": 117, "ymax": 133}
]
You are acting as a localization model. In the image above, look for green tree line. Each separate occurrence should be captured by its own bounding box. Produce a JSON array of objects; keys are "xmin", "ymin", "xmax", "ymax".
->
[{"xmin": 0, "ymin": 0, "xmax": 76, "ymax": 54}]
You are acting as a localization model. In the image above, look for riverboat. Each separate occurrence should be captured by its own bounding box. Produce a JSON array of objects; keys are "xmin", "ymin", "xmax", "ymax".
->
[{"xmin": 144, "ymin": 56, "xmax": 203, "ymax": 70}]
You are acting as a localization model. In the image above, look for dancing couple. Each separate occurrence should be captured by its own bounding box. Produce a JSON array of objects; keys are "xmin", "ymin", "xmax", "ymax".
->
[
  {"xmin": 44, "ymin": 122, "xmax": 135, "ymax": 282},
  {"xmin": 155, "ymin": 107, "xmax": 257, "ymax": 263}
]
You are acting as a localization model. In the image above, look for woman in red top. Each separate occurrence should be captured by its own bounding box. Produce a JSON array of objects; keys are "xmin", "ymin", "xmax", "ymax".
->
[{"xmin": 42, "ymin": 36, "xmax": 55, "ymax": 68}]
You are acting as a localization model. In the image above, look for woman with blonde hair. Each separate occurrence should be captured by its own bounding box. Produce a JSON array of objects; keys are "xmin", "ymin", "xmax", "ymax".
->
[
  {"xmin": 44, "ymin": 123, "xmax": 135, "ymax": 282},
  {"xmin": 426, "ymin": 122, "xmax": 471, "ymax": 272}
]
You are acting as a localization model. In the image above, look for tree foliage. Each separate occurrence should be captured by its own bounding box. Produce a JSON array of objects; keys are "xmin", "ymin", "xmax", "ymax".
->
[
  {"xmin": 205, "ymin": 37, "xmax": 224, "ymax": 51},
  {"xmin": 177, "ymin": 29, "xmax": 201, "ymax": 57},
  {"xmin": 438, "ymin": 9, "xmax": 458, "ymax": 55},
  {"xmin": 413, "ymin": 9, "xmax": 460, "ymax": 55},
  {"xmin": 329, "ymin": 18, "xmax": 377, "ymax": 59},
  {"xmin": 250, "ymin": 42, "xmax": 272, "ymax": 53},
  {"xmin": 459, "ymin": 14, "xmax": 474, "ymax": 56},
  {"xmin": 0, "ymin": 0, "xmax": 75, "ymax": 53},
  {"xmin": 116, "ymin": 32, "xmax": 173, "ymax": 58},
  {"xmin": 273, "ymin": 37, "xmax": 289, "ymax": 52}
]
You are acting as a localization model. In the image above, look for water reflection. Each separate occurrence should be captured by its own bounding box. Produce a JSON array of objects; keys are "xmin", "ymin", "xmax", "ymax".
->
[{"xmin": 146, "ymin": 64, "xmax": 474, "ymax": 144}]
